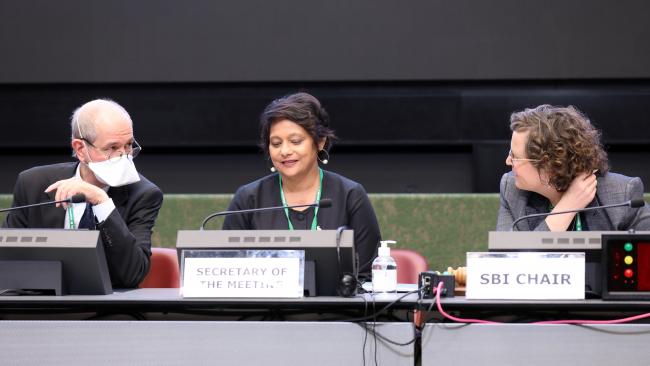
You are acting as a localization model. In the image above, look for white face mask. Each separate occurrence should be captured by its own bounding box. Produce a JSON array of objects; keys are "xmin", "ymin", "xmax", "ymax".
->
[{"xmin": 87, "ymin": 155, "xmax": 141, "ymax": 187}]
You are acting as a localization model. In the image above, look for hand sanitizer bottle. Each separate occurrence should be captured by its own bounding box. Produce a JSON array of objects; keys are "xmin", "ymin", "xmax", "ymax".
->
[{"xmin": 372, "ymin": 240, "xmax": 397, "ymax": 293}]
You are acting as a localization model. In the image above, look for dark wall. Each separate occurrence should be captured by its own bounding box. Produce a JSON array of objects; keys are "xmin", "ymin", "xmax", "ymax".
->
[
  {"xmin": 1, "ymin": 81, "xmax": 650, "ymax": 194},
  {"xmin": 1, "ymin": 1, "xmax": 649, "ymax": 195},
  {"xmin": 1, "ymin": 0, "xmax": 649, "ymax": 82},
  {"xmin": 3, "ymin": 81, "xmax": 650, "ymax": 149}
]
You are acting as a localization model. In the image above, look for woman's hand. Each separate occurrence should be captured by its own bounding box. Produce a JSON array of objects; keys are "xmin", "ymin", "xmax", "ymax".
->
[
  {"xmin": 558, "ymin": 171, "xmax": 598, "ymax": 210},
  {"xmin": 545, "ymin": 171, "xmax": 597, "ymax": 231}
]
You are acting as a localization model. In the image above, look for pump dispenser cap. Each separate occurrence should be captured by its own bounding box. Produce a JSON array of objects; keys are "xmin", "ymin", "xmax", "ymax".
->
[{"xmin": 378, "ymin": 240, "xmax": 396, "ymax": 257}]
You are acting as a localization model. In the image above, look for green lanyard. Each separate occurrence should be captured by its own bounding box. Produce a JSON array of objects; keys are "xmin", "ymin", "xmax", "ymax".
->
[
  {"xmin": 549, "ymin": 204, "xmax": 582, "ymax": 231},
  {"xmin": 575, "ymin": 213, "xmax": 583, "ymax": 231},
  {"xmin": 278, "ymin": 168, "xmax": 323, "ymax": 230},
  {"xmin": 68, "ymin": 205, "xmax": 76, "ymax": 229}
]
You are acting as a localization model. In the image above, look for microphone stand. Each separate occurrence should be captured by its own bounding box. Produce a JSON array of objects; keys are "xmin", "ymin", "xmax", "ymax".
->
[
  {"xmin": 200, "ymin": 198, "xmax": 332, "ymax": 230},
  {"xmin": 0, "ymin": 194, "xmax": 86, "ymax": 213},
  {"xmin": 511, "ymin": 199, "xmax": 645, "ymax": 231}
]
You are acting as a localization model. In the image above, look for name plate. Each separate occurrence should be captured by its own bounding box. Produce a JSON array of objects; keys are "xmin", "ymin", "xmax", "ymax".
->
[
  {"xmin": 466, "ymin": 252, "xmax": 585, "ymax": 300},
  {"xmin": 180, "ymin": 249, "xmax": 304, "ymax": 298}
]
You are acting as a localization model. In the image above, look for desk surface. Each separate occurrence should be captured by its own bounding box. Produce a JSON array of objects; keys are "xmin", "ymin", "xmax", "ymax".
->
[
  {"xmin": 4, "ymin": 289, "xmax": 650, "ymax": 316},
  {"xmin": 0, "ymin": 289, "xmax": 423, "ymax": 321},
  {"xmin": 7, "ymin": 311, "xmax": 650, "ymax": 366},
  {"xmin": 0, "ymin": 288, "xmax": 418, "ymax": 305},
  {"xmin": 437, "ymin": 296, "xmax": 650, "ymax": 311},
  {"xmin": 0, "ymin": 289, "xmax": 420, "ymax": 365},
  {"xmin": 4, "ymin": 290, "xmax": 650, "ymax": 366}
]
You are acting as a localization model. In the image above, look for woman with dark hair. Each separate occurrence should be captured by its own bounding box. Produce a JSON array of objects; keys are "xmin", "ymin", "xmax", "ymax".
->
[
  {"xmin": 223, "ymin": 92, "xmax": 381, "ymax": 275},
  {"xmin": 497, "ymin": 104, "xmax": 650, "ymax": 231}
]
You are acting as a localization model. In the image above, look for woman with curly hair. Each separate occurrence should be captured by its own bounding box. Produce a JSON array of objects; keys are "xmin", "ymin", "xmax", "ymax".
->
[{"xmin": 497, "ymin": 104, "xmax": 650, "ymax": 231}]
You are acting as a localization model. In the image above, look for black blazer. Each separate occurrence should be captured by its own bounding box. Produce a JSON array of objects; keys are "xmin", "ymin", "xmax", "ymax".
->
[
  {"xmin": 223, "ymin": 170, "xmax": 382, "ymax": 275},
  {"xmin": 3, "ymin": 162, "xmax": 163, "ymax": 288}
]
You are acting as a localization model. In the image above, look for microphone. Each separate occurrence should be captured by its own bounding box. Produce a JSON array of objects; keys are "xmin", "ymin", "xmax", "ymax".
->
[
  {"xmin": 69, "ymin": 193, "xmax": 87, "ymax": 203},
  {"xmin": 511, "ymin": 198, "xmax": 645, "ymax": 231},
  {"xmin": 200, "ymin": 198, "xmax": 333, "ymax": 230},
  {"xmin": 0, "ymin": 193, "xmax": 86, "ymax": 213}
]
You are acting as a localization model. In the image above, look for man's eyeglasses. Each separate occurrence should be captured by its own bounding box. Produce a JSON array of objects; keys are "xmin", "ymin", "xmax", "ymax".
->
[
  {"xmin": 508, "ymin": 149, "xmax": 539, "ymax": 164},
  {"xmin": 82, "ymin": 138, "xmax": 142, "ymax": 162}
]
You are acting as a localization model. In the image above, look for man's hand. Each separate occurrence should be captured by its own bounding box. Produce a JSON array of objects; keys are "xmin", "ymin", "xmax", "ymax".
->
[{"xmin": 45, "ymin": 178, "xmax": 109, "ymax": 208}]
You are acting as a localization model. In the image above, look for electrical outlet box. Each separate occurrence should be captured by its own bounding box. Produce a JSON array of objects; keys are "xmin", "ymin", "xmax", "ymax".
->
[{"xmin": 419, "ymin": 271, "xmax": 455, "ymax": 299}]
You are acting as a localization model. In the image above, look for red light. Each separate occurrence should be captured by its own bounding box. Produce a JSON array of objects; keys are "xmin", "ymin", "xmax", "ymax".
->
[{"xmin": 624, "ymin": 269, "xmax": 634, "ymax": 278}]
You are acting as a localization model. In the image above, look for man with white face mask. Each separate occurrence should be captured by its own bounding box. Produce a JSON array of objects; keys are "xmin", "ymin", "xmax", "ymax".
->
[{"xmin": 3, "ymin": 99, "xmax": 163, "ymax": 288}]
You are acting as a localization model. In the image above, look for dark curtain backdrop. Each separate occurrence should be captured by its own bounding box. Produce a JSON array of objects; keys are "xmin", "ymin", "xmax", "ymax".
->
[{"xmin": 1, "ymin": 0, "xmax": 649, "ymax": 193}]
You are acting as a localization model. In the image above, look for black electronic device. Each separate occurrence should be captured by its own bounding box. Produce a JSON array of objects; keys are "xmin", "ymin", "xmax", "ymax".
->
[
  {"xmin": 0, "ymin": 229, "xmax": 112, "ymax": 295},
  {"xmin": 602, "ymin": 233, "xmax": 650, "ymax": 300},
  {"xmin": 419, "ymin": 271, "xmax": 455, "ymax": 299},
  {"xmin": 176, "ymin": 230, "xmax": 356, "ymax": 297}
]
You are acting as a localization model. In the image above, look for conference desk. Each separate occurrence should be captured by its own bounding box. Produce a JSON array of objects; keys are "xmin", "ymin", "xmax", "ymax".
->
[
  {"xmin": 4, "ymin": 291, "xmax": 650, "ymax": 366},
  {"xmin": 421, "ymin": 297, "xmax": 650, "ymax": 366},
  {"xmin": 0, "ymin": 288, "xmax": 420, "ymax": 316},
  {"xmin": 0, "ymin": 289, "xmax": 417, "ymax": 366}
]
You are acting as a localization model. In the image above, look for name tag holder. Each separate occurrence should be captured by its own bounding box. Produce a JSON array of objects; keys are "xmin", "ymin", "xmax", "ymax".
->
[
  {"xmin": 466, "ymin": 252, "xmax": 585, "ymax": 300},
  {"xmin": 180, "ymin": 249, "xmax": 305, "ymax": 298}
]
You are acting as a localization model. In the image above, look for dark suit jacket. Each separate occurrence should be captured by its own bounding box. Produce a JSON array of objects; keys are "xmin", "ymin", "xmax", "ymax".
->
[
  {"xmin": 3, "ymin": 162, "xmax": 163, "ymax": 288},
  {"xmin": 222, "ymin": 170, "xmax": 382, "ymax": 276},
  {"xmin": 497, "ymin": 171, "xmax": 650, "ymax": 231}
]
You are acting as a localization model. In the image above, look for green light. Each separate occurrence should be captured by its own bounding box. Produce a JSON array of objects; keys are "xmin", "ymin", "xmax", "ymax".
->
[{"xmin": 624, "ymin": 242, "xmax": 634, "ymax": 252}]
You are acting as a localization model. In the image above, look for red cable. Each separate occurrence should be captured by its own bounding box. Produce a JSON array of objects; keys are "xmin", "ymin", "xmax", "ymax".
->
[
  {"xmin": 433, "ymin": 282, "xmax": 650, "ymax": 325},
  {"xmin": 533, "ymin": 313, "xmax": 650, "ymax": 325},
  {"xmin": 435, "ymin": 282, "xmax": 500, "ymax": 324}
]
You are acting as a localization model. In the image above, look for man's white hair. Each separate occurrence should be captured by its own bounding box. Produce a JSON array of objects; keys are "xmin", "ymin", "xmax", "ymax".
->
[{"xmin": 70, "ymin": 99, "xmax": 132, "ymax": 157}]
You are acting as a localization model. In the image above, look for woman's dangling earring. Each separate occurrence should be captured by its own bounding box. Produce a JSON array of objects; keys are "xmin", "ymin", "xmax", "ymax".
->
[
  {"xmin": 267, "ymin": 157, "xmax": 276, "ymax": 172},
  {"xmin": 318, "ymin": 149, "xmax": 330, "ymax": 165}
]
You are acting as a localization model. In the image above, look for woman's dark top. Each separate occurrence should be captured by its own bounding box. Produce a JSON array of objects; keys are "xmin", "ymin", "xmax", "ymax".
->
[{"xmin": 223, "ymin": 170, "xmax": 382, "ymax": 275}]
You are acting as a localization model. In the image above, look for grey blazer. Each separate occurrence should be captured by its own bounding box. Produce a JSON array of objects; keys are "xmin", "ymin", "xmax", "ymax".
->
[{"xmin": 497, "ymin": 172, "xmax": 650, "ymax": 231}]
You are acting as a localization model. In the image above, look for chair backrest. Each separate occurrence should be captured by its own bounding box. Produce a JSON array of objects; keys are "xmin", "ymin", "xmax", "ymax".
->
[
  {"xmin": 140, "ymin": 247, "xmax": 180, "ymax": 288},
  {"xmin": 139, "ymin": 247, "xmax": 426, "ymax": 288},
  {"xmin": 391, "ymin": 248, "xmax": 428, "ymax": 284}
]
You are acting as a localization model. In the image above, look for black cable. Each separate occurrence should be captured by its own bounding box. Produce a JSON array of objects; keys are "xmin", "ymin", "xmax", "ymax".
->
[
  {"xmin": 0, "ymin": 289, "xmax": 55, "ymax": 296},
  {"xmin": 427, "ymin": 295, "xmax": 438, "ymax": 312},
  {"xmin": 357, "ymin": 323, "xmax": 419, "ymax": 347},
  {"xmin": 372, "ymin": 294, "xmax": 378, "ymax": 366},
  {"xmin": 358, "ymin": 294, "xmax": 369, "ymax": 366},
  {"xmin": 349, "ymin": 289, "xmax": 424, "ymax": 355},
  {"xmin": 355, "ymin": 309, "xmax": 420, "ymax": 363},
  {"xmin": 335, "ymin": 225, "xmax": 347, "ymax": 282},
  {"xmin": 342, "ymin": 289, "xmax": 422, "ymax": 323},
  {"xmin": 85, "ymin": 312, "xmax": 145, "ymax": 320},
  {"xmin": 357, "ymin": 290, "xmax": 420, "ymax": 365}
]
